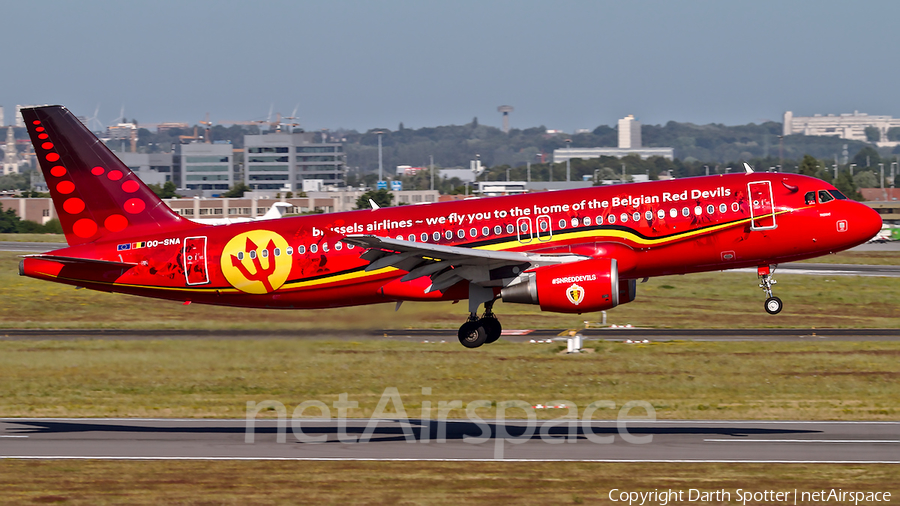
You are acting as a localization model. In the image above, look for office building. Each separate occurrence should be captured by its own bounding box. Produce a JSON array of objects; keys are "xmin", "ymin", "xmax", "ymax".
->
[
  {"xmin": 244, "ymin": 132, "xmax": 345, "ymax": 191},
  {"xmin": 179, "ymin": 142, "xmax": 234, "ymax": 191},
  {"xmin": 783, "ymin": 111, "xmax": 900, "ymax": 142},
  {"xmin": 117, "ymin": 152, "xmax": 173, "ymax": 187}
]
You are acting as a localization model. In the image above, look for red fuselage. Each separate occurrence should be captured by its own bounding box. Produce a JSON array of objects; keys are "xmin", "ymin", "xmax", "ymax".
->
[{"xmin": 21, "ymin": 173, "xmax": 882, "ymax": 309}]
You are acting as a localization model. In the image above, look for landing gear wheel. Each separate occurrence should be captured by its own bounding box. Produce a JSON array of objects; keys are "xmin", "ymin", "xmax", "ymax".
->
[
  {"xmin": 765, "ymin": 296, "xmax": 783, "ymax": 315},
  {"xmin": 481, "ymin": 317, "xmax": 502, "ymax": 344},
  {"xmin": 458, "ymin": 321, "xmax": 487, "ymax": 348}
]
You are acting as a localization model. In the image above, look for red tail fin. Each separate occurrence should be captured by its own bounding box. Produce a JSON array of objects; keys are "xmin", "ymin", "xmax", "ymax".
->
[{"xmin": 21, "ymin": 106, "xmax": 199, "ymax": 246}]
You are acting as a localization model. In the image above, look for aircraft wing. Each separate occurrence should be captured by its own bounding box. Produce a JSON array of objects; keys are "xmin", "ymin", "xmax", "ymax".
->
[{"xmin": 342, "ymin": 234, "xmax": 587, "ymax": 293}]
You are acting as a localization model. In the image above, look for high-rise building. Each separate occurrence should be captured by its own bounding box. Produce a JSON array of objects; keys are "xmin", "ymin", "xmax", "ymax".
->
[
  {"xmin": 618, "ymin": 115, "xmax": 642, "ymax": 149},
  {"xmin": 179, "ymin": 142, "xmax": 234, "ymax": 191},
  {"xmin": 3, "ymin": 127, "xmax": 20, "ymax": 175},
  {"xmin": 244, "ymin": 132, "xmax": 345, "ymax": 190}
]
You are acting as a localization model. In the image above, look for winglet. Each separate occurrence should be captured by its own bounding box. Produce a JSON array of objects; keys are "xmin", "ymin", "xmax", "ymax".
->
[
  {"xmin": 743, "ymin": 162, "xmax": 754, "ymax": 174},
  {"xmin": 369, "ymin": 199, "xmax": 380, "ymax": 210}
]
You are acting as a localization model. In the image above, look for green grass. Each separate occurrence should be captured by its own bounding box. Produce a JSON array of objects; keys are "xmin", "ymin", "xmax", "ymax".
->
[
  {"xmin": 0, "ymin": 233, "xmax": 65, "ymax": 243},
  {"xmin": 3, "ymin": 252, "xmax": 900, "ymax": 330},
  {"xmin": 0, "ymin": 461, "xmax": 897, "ymax": 505},
  {"xmin": 1, "ymin": 339, "xmax": 898, "ymax": 419}
]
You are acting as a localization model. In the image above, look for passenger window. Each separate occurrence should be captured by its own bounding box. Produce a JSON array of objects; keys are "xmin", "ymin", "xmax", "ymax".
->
[
  {"xmin": 506, "ymin": 224, "xmax": 515, "ymax": 234},
  {"xmin": 482, "ymin": 226, "xmax": 490, "ymax": 236},
  {"xmin": 620, "ymin": 213, "xmax": 628, "ymax": 223},
  {"xmin": 421, "ymin": 232, "xmax": 428, "ymax": 242},
  {"xmin": 608, "ymin": 214, "xmax": 616, "ymax": 224},
  {"xmin": 470, "ymin": 228, "xmax": 477, "ymax": 237},
  {"xmin": 310, "ymin": 244, "xmax": 318, "ymax": 253},
  {"xmin": 408, "ymin": 234, "xmax": 416, "ymax": 242},
  {"xmin": 804, "ymin": 191, "xmax": 816, "ymax": 205},
  {"xmin": 457, "ymin": 229, "xmax": 465, "ymax": 239},
  {"xmin": 493, "ymin": 225, "xmax": 502, "ymax": 235},
  {"xmin": 818, "ymin": 190, "xmax": 834, "ymax": 203},
  {"xmin": 335, "ymin": 242, "xmax": 343, "ymax": 251},
  {"xmin": 432, "ymin": 231, "xmax": 441, "ymax": 241},
  {"xmin": 670, "ymin": 208, "xmax": 677, "ymax": 218}
]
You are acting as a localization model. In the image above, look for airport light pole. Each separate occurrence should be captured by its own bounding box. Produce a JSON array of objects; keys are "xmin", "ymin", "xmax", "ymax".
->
[
  {"xmin": 430, "ymin": 155, "xmax": 434, "ymax": 191},
  {"xmin": 565, "ymin": 139, "xmax": 572, "ymax": 182}
]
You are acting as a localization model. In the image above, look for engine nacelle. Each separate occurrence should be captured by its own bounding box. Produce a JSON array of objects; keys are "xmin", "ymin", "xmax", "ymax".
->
[{"xmin": 501, "ymin": 258, "xmax": 625, "ymax": 313}]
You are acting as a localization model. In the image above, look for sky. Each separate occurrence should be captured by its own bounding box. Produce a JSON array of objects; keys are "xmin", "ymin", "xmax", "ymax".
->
[{"xmin": 3, "ymin": 1, "xmax": 899, "ymax": 133}]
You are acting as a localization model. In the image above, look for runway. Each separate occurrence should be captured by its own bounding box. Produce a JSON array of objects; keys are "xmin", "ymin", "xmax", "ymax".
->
[
  {"xmin": 0, "ymin": 327, "xmax": 898, "ymax": 343},
  {"xmin": 1, "ymin": 418, "xmax": 897, "ymax": 463}
]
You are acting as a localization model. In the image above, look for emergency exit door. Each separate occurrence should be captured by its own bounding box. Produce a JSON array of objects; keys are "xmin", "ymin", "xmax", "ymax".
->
[
  {"xmin": 748, "ymin": 181, "xmax": 777, "ymax": 230},
  {"xmin": 183, "ymin": 236, "xmax": 210, "ymax": 285}
]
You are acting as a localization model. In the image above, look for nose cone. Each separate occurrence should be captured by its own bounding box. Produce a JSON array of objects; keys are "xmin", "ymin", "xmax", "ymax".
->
[{"xmin": 856, "ymin": 203, "xmax": 883, "ymax": 244}]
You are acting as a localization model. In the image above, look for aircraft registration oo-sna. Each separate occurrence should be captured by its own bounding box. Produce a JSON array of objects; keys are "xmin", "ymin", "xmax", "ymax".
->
[{"xmin": 19, "ymin": 106, "xmax": 882, "ymax": 348}]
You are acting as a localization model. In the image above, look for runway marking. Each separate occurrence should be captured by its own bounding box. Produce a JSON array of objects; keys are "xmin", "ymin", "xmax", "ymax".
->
[
  {"xmin": 0, "ymin": 436, "xmax": 28, "ymax": 438},
  {"xmin": 705, "ymin": 439, "xmax": 900, "ymax": 443},
  {"xmin": 0, "ymin": 456, "xmax": 898, "ymax": 464}
]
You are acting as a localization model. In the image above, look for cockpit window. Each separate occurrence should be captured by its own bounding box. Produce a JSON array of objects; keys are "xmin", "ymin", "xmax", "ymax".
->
[
  {"xmin": 804, "ymin": 191, "xmax": 816, "ymax": 205},
  {"xmin": 828, "ymin": 189, "xmax": 848, "ymax": 200},
  {"xmin": 817, "ymin": 190, "xmax": 835, "ymax": 203}
]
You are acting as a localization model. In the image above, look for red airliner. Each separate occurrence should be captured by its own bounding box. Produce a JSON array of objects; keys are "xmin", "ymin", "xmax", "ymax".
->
[{"xmin": 18, "ymin": 106, "xmax": 882, "ymax": 348}]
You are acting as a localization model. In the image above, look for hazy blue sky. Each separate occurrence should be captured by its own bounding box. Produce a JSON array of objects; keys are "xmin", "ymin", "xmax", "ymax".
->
[{"xmin": 3, "ymin": 1, "xmax": 898, "ymax": 132}]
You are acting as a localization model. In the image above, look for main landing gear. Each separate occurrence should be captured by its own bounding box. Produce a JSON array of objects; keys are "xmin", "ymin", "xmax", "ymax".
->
[
  {"xmin": 458, "ymin": 284, "xmax": 503, "ymax": 348},
  {"xmin": 758, "ymin": 265, "xmax": 783, "ymax": 315}
]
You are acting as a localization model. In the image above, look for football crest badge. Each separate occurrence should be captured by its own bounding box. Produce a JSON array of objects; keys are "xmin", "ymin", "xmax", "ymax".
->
[{"xmin": 566, "ymin": 283, "xmax": 584, "ymax": 305}]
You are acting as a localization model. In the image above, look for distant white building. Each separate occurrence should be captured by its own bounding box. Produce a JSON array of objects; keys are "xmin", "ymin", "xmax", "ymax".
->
[
  {"xmin": 618, "ymin": 114, "xmax": 641, "ymax": 149},
  {"xmin": 783, "ymin": 110, "xmax": 900, "ymax": 143},
  {"xmin": 3, "ymin": 127, "xmax": 19, "ymax": 175},
  {"xmin": 553, "ymin": 115, "xmax": 674, "ymax": 163}
]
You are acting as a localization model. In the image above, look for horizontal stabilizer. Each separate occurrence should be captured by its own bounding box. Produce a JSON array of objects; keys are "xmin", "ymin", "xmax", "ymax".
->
[{"xmin": 23, "ymin": 254, "xmax": 138, "ymax": 268}]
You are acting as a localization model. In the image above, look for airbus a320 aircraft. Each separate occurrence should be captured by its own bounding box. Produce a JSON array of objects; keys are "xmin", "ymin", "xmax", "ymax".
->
[{"xmin": 18, "ymin": 106, "xmax": 882, "ymax": 348}]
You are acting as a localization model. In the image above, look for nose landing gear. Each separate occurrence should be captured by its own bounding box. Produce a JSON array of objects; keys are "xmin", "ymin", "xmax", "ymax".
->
[{"xmin": 758, "ymin": 265, "xmax": 782, "ymax": 315}]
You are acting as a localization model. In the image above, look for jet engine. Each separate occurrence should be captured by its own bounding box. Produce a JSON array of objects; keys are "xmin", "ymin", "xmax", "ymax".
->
[{"xmin": 501, "ymin": 258, "xmax": 636, "ymax": 313}]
